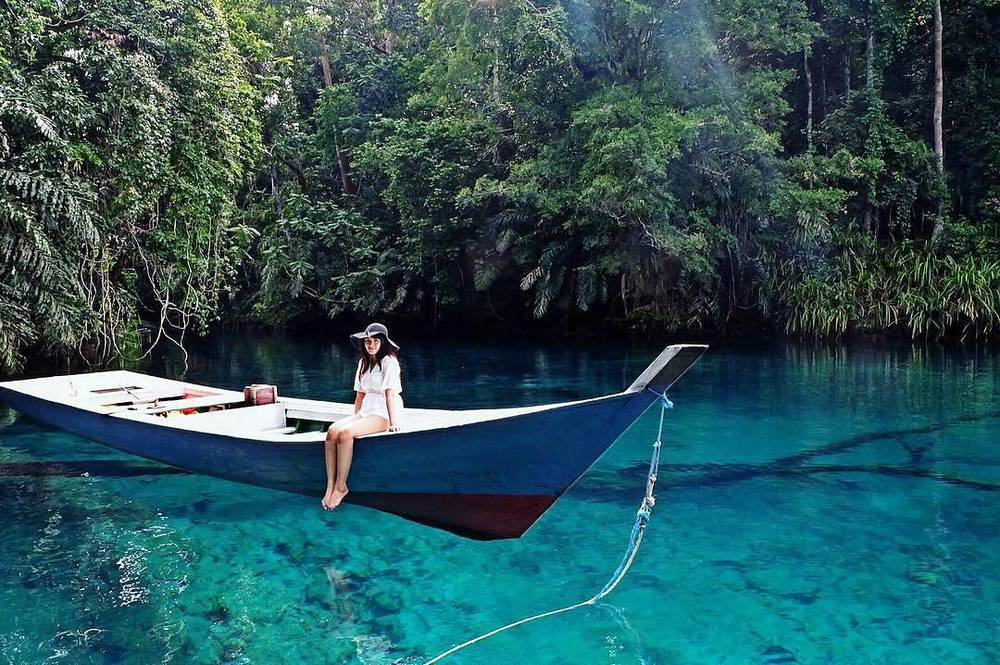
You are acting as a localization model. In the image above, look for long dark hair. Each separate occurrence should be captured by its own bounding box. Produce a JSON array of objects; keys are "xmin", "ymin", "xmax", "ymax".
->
[{"xmin": 358, "ymin": 334, "xmax": 398, "ymax": 376}]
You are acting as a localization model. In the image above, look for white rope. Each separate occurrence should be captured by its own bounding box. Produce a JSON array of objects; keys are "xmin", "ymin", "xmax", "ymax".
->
[{"xmin": 423, "ymin": 392, "xmax": 673, "ymax": 664}]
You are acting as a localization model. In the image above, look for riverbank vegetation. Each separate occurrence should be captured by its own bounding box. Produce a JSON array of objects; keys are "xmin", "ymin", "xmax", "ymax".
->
[{"xmin": 2, "ymin": 0, "xmax": 998, "ymax": 372}]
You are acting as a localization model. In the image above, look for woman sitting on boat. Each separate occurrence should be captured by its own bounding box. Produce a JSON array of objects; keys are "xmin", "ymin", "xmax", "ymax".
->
[{"xmin": 323, "ymin": 323, "xmax": 403, "ymax": 510}]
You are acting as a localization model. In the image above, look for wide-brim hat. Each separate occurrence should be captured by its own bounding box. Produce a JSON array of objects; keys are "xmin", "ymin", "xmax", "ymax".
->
[{"xmin": 350, "ymin": 322, "xmax": 400, "ymax": 351}]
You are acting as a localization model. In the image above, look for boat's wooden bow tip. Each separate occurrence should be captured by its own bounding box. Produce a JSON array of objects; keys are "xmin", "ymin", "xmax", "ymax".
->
[{"xmin": 626, "ymin": 344, "xmax": 709, "ymax": 393}]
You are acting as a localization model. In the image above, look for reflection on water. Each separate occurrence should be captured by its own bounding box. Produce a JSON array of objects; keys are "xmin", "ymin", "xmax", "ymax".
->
[{"xmin": 1, "ymin": 334, "xmax": 998, "ymax": 663}]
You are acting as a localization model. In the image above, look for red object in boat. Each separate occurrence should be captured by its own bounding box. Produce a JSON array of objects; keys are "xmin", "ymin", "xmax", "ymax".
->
[{"xmin": 244, "ymin": 384, "xmax": 277, "ymax": 406}]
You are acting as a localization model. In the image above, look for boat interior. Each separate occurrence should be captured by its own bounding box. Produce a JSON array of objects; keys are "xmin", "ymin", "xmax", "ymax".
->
[
  {"xmin": 1, "ymin": 370, "xmax": 596, "ymax": 441},
  {"xmin": 1, "ymin": 345, "xmax": 706, "ymax": 445}
]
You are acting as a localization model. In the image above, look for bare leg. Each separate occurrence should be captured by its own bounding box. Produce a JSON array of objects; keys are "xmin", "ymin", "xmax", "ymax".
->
[
  {"xmin": 330, "ymin": 415, "xmax": 388, "ymax": 509},
  {"xmin": 322, "ymin": 426, "xmax": 339, "ymax": 510},
  {"xmin": 330, "ymin": 431, "xmax": 352, "ymax": 509},
  {"xmin": 323, "ymin": 415, "xmax": 361, "ymax": 509}
]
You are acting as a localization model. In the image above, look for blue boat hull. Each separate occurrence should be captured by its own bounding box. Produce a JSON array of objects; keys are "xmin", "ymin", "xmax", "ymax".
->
[{"xmin": 0, "ymin": 386, "xmax": 655, "ymax": 539}]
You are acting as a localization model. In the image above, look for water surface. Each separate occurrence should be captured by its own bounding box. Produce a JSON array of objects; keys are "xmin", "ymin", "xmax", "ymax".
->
[{"xmin": 1, "ymin": 335, "xmax": 997, "ymax": 663}]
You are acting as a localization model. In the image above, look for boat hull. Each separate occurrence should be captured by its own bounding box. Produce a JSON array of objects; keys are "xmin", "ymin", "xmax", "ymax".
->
[{"xmin": 0, "ymin": 386, "xmax": 655, "ymax": 539}]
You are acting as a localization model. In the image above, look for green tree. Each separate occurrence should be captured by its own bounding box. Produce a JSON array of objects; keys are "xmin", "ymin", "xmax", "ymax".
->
[{"xmin": 0, "ymin": 0, "xmax": 261, "ymax": 373}]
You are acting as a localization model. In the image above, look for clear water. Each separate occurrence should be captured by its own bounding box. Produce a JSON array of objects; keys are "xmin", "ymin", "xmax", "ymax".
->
[{"xmin": 1, "ymin": 335, "xmax": 998, "ymax": 664}]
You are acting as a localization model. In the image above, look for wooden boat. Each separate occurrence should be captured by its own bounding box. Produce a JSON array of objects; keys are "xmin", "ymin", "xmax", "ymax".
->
[{"xmin": 0, "ymin": 344, "xmax": 706, "ymax": 540}]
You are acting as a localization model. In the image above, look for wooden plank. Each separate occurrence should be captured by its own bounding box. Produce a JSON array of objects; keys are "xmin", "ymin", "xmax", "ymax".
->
[
  {"xmin": 285, "ymin": 407, "xmax": 351, "ymax": 422},
  {"xmin": 139, "ymin": 395, "xmax": 246, "ymax": 415}
]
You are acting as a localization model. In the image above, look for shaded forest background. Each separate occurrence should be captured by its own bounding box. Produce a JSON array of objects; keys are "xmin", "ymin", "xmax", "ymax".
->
[{"xmin": 1, "ymin": 0, "xmax": 998, "ymax": 373}]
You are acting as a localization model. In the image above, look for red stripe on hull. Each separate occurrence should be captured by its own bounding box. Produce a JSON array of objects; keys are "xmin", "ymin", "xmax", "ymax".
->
[{"xmin": 345, "ymin": 492, "xmax": 557, "ymax": 540}]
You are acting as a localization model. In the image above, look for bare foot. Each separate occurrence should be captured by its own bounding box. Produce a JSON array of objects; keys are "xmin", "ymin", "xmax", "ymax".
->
[
  {"xmin": 322, "ymin": 488, "xmax": 335, "ymax": 510},
  {"xmin": 329, "ymin": 486, "xmax": 349, "ymax": 510}
]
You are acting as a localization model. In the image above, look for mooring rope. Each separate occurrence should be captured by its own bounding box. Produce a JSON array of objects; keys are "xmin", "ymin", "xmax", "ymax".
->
[{"xmin": 423, "ymin": 390, "xmax": 673, "ymax": 665}]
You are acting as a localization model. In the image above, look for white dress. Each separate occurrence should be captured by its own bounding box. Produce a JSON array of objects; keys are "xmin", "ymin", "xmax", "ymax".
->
[{"xmin": 354, "ymin": 356, "xmax": 404, "ymax": 424}]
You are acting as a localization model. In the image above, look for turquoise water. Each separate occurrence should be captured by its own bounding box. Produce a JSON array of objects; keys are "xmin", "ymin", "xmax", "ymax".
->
[{"xmin": 1, "ymin": 336, "xmax": 998, "ymax": 664}]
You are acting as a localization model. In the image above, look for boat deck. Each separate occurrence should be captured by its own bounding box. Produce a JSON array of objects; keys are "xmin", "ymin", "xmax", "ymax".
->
[{"xmin": 0, "ymin": 370, "xmax": 596, "ymax": 442}]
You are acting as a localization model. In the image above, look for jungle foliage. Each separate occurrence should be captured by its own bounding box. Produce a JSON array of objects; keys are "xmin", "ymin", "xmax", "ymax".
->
[
  {"xmin": 1, "ymin": 0, "xmax": 999, "ymax": 371},
  {"xmin": 0, "ymin": 0, "xmax": 261, "ymax": 372}
]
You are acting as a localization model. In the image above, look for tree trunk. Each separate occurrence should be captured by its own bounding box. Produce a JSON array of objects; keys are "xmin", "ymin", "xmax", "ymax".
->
[
  {"xmin": 933, "ymin": 0, "xmax": 944, "ymax": 167},
  {"xmin": 819, "ymin": 46, "xmax": 827, "ymax": 119},
  {"xmin": 842, "ymin": 46, "xmax": 850, "ymax": 101},
  {"xmin": 863, "ymin": 205, "xmax": 874, "ymax": 237},
  {"xmin": 384, "ymin": 0, "xmax": 397, "ymax": 54},
  {"xmin": 491, "ymin": 5, "xmax": 501, "ymax": 109},
  {"xmin": 931, "ymin": 0, "xmax": 945, "ymax": 237},
  {"xmin": 805, "ymin": 48, "xmax": 813, "ymax": 150},
  {"xmin": 318, "ymin": 36, "xmax": 333, "ymax": 88},
  {"xmin": 866, "ymin": 26, "xmax": 874, "ymax": 89},
  {"xmin": 318, "ymin": 35, "xmax": 356, "ymax": 196},
  {"xmin": 269, "ymin": 151, "xmax": 283, "ymax": 216}
]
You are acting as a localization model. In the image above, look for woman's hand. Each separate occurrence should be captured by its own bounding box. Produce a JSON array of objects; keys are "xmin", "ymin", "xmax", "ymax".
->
[{"xmin": 384, "ymin": 388, "xmax": 400, "ymax": 431}]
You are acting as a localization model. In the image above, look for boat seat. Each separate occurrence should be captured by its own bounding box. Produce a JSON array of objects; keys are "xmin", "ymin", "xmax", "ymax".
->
[
  {"xmin": 141, "ymin": 395, "xmax": 245, "ymax": 415},
  {"xmin": 283, "ymin": 406, "xmax": 354, "ymax": 422},
  {"xmin": 264, "ymin": 426, "xmax": 297, "ymax": 434},
  {"xmin": 133, "ymin": 403, "xmax": 287, "ymax": 434}
]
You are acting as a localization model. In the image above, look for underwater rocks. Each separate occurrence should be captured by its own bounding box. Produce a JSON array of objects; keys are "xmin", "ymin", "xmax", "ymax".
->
[{"xmin": 762, "ymin": 645, "xmax": 799, "ymax": 663}]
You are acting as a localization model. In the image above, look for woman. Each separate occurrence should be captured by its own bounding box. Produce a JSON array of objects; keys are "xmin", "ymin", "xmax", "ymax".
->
[{"xmin": 323, "ymin": 323, "xmax": 403, "ymax": 510}]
